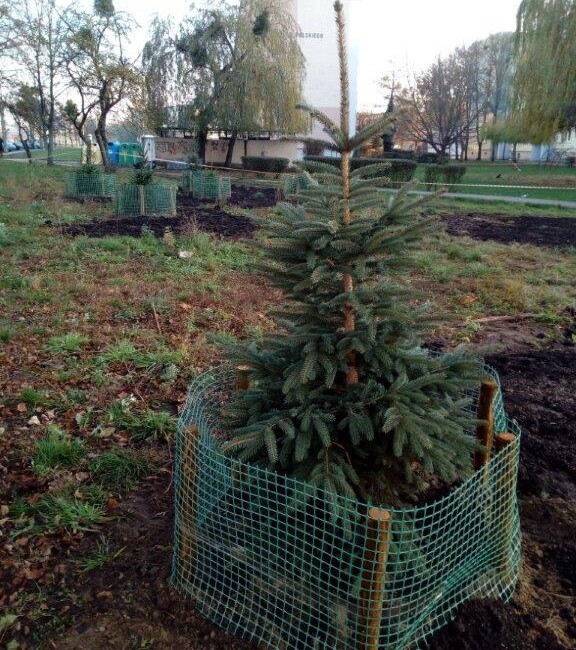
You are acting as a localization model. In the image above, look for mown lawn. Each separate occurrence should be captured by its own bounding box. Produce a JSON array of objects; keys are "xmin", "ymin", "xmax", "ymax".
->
[
  {"xmin": 414, "ymin": 161, "xmax": 576, "ymax": 202},
  {"xmin": 0, "ymin": 160, "xmax": 574, "ymax": 648},
  {"xmin": 3, "ymin": 146, "xmax": 82, "ymax": 164}
]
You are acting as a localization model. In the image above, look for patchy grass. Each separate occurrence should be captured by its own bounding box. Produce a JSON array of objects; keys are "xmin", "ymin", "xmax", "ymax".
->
[
  {"xmin": 74, "ymin": 535, "xmax": 125, "ymax": 573},
  {"xmin": 409, "ymin": 228, "xmax": 576, "ymax": 343},
  {"xmin": 32, "ymin": 426, "xmax": 86, "ymax": 476},
  {"xmin": 90, "ymin": 448, "xmax": 155, "ymax": 491}
]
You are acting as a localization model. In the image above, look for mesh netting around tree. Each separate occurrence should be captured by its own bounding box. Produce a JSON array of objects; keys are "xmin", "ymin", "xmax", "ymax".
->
[
  {"xmin": 116, "ymin": 184, "xmax": 178, "ymax": 216},
  {"xmin": 181, "ymin": 170, "xmax": 232, "ymax": 202},
  {"xmin": 282, "ymin": 173, "xmax": 313, "ymax": 197},
  {"xmin": 172, "ymin": 366, "xmax": 521, "ymax": 650},
  {"xmin": 65, "ymin": 171, "xmax": 117, "ymax": 200}
]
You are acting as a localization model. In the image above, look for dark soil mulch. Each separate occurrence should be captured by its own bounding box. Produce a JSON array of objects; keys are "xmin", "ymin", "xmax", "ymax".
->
[
  {"xmin": 229, "ymin": 185, "xmax": 278, "ymax": 208},
  {"xmin": 59, "ymin": 185, "xmax": 276, "ymax": 239},
  {"xmin": 61, "ymin": 200, "xmax": 258, "ymax": 241},
  {"xmin": 62, "ymin": 184, "xmax": 576, "ymax": 250},
  {"xmin": 442, "ymin": 214, "xmax": 576, "ymax": 248},
  {"xmin": 429, "ymin": 347, "xmax": 576, "ymax": 650}
]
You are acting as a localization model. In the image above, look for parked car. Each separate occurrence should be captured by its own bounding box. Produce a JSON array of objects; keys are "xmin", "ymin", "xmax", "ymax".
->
[{"xmin": 5, "ymin": 141, "xmax": 19, "ymax": 152}]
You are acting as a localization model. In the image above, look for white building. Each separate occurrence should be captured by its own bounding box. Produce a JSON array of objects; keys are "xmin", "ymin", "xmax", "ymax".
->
[{"xmin": 290, "ymin": 0, "xmax": 358, "ymax": 144}]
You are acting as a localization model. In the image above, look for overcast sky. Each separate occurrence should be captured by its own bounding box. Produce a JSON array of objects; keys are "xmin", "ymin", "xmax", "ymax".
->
[{"xmin": 104, "ymin": 0, "xmax": 522, "ymax": 109}]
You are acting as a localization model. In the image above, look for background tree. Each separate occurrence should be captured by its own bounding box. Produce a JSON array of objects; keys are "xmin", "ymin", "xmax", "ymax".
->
[
  {"xmin": 63, "ymin": 0, "xmax": 137, "ymax": 168},
  {"xmin": 62, "ymin": 96, "xmax": 99, "ymax": 154},
  {"xmin": 3, "ymin": 84, "xmax": 43, "ymax": 161},
  {"xmin": 480, "ymin": 33, "xmax": 514, "ymax": 160},
  {"xmin": 399, "ymin": 54, "xmax": 481, "ymax": 159},
  {"xmin": 0, "ymin": 0, "xmax": 68, "ymax": 164},
  {"xmin": 380, "ymin": 73, "xmax": 398, "ymax": 154},
  {"xmin": 143, "ymin": 0, "xmax": 307, "ymax": 164},
  {"xmin": 506, "ymin": 0, "xmax": 576, "ymax": 143},
  {"xmin": 222, "ymin": 1, "xmax": 481, "ymax": 506},
  {"xmin": 140, "ymin": 17, "xmax": 179, "ymax": 135}
]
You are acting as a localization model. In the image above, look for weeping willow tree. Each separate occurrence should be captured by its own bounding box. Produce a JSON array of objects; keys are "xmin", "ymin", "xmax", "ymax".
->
[
  {"xmin": 506, "ymin": 0, "xmax": 576, "ymax": 143},
  {"xmin": 143, "ymin": 0, "xmax": 307, "ymax": 164}
]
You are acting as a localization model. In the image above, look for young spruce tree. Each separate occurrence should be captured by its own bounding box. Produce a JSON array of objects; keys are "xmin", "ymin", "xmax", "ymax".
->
[{"xmin": 222, "ymin": 1, "xmax": 482, "ymax": 506}]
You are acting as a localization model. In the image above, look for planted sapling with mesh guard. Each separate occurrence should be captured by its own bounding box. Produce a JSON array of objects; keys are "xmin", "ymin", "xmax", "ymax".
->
[
  {"xmin": 117, "ymin": 155, "xmax": 177, "ymax": 217},
  {"xmin": 65, "ymin": 160, "xmax": 116, "ymax": 201},
  {"xmin": 172, "ymin": 4, "xmax": 521, "ymax": 648}
]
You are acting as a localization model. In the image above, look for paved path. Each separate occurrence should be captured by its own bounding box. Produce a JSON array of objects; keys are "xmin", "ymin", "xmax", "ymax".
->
[
  {"xmin": 437, "ymin": 191, "xmax": 576, "ymax": 210},
  {"xmin": 384, "ymin": 189, "xmax": 576, "ymax": 210}
]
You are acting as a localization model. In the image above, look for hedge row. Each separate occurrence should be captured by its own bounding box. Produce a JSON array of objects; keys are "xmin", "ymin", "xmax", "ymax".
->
[
  {"xmin": 241, "ymin": 156, "xmax": 289, "ymax": 173},
  {"xmin": 424, "ymin": 164, "xmax": 467, "ymax": 191}
]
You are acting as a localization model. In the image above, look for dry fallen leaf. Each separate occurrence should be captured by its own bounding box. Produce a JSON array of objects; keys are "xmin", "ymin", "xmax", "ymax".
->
[{"xmin": 16, "ymin": 403, "xmax": 27, "ymax": 413}]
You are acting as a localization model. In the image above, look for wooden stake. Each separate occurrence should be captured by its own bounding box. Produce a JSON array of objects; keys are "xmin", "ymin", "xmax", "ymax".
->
[
  {"xmin": 474, "ymin": 380, "xmax": 498, "ymax": 471},
  {"xmin": 494, "ymin": 432, "xmax": 517, "ymax": 581},
  {"xmin": 138, "ymin": 185, "xmax": 145, "ymax": 216},
  {"xmin": 494, "ymin": 432, "xmax": 516, "ymax": 452},
  {"xmin": 169, "ymin": 185, "xmax": 176, "ymax": 215},
  {"xmin": 179, "ymin": 424, "xmax": 200, "ymax": 576},
  {"xmin": 236, "ymin": 364, "xmax": 252, "ymax": 391},
  {"xmin": 360, "ymin": 508, "xmax": 391, "ymax": 650}
]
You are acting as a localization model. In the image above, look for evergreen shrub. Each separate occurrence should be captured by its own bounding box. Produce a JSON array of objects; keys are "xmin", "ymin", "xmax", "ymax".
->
[
  {"xmin": 417, "ymin": 152, "xmax": 440, "ymax": 164},
  {"xmin": 424, "ymin": 164, "xmax": 467, "ymax": 191},
  {"xmin": 375, "ymin": 150, "xmax": 415, "ymax": 160}
]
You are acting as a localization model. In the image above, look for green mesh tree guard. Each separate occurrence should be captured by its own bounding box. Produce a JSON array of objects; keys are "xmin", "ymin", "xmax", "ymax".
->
[
  {"xmin": 116, "ymin": 184, "xmax": 178, "ymax": 216},
  {"xmin": 181, "ymin": 170, "xmax": 232, "ymax": 202},
  {"xmin": 65, "ymin": 171, "xmax": 116, "ymax": 200},
  {"xmin": 172, "ymin": 366, "xmax": 521, "ymax": 650},
  {"xmin": 282, "ymin": 173, "xmax": 312, "ymax": 196}
]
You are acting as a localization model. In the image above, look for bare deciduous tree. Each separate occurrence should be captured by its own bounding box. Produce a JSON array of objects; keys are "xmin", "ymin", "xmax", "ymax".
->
[{"xmin": 399, "ymin": 54, "xmax": 481, "ymax": 159}]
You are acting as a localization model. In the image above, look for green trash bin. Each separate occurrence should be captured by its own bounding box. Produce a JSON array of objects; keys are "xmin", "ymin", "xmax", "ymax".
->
[
  {"xmin": 119, "ymin": 143, "xmax": 130, "ymax": 166},
  {"xmin": 132, "ymin": 144, "xmax": 144, "ymax": 166}
]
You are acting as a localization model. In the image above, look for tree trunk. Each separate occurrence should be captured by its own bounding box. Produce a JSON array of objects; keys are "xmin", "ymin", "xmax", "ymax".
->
[
  {"xmin": 46, "ymin": 130, "xmax": 54, "ymax": 166},
  {"xmin": 198, "ymin": 126, "xmax": 208, "ymax": 163},
  {"xmin": 95, "ymin": 118, "xmax": 110, "ymax": 170},
  {"xmin": 476, "ymin": 141, "xmax": 483, "ymax": 161},
  {"xmin": 0, "ymin": 107, "xmax": 6, "ymax": 142},
  {"xmin": 225, "ymin": 131, "xmax": 237, "ymax": 168}
]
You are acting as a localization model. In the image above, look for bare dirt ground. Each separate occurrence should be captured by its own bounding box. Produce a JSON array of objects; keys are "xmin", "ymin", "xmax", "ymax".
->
[{"xmin": 442, "ymin": 213, "xmax": 576, "ymax": 248}]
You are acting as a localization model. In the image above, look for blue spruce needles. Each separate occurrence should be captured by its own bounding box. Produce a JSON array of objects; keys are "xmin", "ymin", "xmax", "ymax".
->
[{"xmin": 221, "ymin": 1, "xmax": 482, "ymax": 506}]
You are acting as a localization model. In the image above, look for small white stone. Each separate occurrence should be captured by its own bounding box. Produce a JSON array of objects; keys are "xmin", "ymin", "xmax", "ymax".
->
[{"xmin": 27, "ymin": 416, "xmax": 41, "ymax": 426}]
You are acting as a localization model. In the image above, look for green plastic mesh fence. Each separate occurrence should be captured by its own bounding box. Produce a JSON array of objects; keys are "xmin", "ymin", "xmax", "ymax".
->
[
  {"xmin": 116, "ymin": 184, "xmax": 178, "ymax": 216},
  {"xmin": 172, "ymin": 366, "xmax": 521, "ymax": 650},
  {"xmin": 282, "ymin": 173, "xmax": 312, "ymax": 196},
  {"xmin": 65, "ymin": 171, "xmax": 116, "ymax": 200},
  {"xmin": 181, "ymin": 170, "xmax": 232, "ymax": 202}
]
